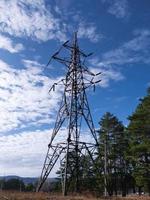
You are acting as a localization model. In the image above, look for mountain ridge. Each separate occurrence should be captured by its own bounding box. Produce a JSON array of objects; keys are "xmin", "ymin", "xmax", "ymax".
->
[{"xmin": 0, "ymin": 175, "xmax": 58, "ymax": 184}]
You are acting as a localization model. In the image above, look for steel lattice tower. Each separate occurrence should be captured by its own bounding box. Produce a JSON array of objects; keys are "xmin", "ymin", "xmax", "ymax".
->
[{"xmin": 36, "ymin": 33, "xmax": 101, "ymax": 195}]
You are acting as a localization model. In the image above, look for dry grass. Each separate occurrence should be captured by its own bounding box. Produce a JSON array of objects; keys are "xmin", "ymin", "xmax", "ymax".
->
[{"xmin": 0, "ymin": 191, "xmax": 150, "ymax": 200}]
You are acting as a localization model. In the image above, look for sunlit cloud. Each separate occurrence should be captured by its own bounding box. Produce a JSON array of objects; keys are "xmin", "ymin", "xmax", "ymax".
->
[
  {"xmin": 78, "ymin": 22, "xmax": 102, "ymax": 42},
  {"xmin": 0, "ymin": 127, "xmax": 95, "ymax": 177},
  {"xmin": 0, "ymin": 59, "xmax": 62, "ymax": 133},
  {"xmin": 0, "ymin": 33, "xmax": 24, "ymax": 53},
  {"xmin": 0, "ymin": 0, "xmax": 67, "ymax": 42},
  {"xmin": 102, "ymin": 29, "xmax": 150, "ymax": 65}
]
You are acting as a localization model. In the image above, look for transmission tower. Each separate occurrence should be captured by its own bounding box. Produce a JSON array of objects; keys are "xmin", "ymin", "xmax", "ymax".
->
[{"xmin": 36, "ymin": 32, "xmax": 101, "ymax": 195}]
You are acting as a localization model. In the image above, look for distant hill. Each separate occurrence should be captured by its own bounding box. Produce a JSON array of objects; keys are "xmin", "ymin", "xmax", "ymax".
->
[{"xmin": 0, "ymin": 176, "xmax": 58, "ymax": 185}]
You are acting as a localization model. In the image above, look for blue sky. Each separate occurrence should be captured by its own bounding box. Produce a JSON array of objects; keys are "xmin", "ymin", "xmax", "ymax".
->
[{"xmin": 0, "ymin": 0, "xmax": 150, "ymax": 177}]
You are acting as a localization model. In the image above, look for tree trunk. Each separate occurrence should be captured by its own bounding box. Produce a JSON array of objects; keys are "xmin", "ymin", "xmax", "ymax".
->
[
  {"xmin": 148, "ymin": 182, "xmax": 150, "ymax": 196},
  {"xmin": 138, "ymin": 186, "xmax": 142, "ymax": 196},
  {"xmin": 114, "ymin": 170, "xmax": 117, "ymax": 196},
  {"xmin": 122, "ymin": 176, "xmax": 126, "ymax": 197}
]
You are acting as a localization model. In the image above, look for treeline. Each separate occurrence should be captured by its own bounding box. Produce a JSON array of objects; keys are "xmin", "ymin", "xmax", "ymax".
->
[
  {"xmin": 55, "ymin": 88, "xmax": 150, "ymax": 196},
  {"xmin": 94, "ymin": 88, "xmax": 150, "ymax": 196},
  {"xmin": 0, "ymin": 178, "xmax": 35, "ymax": 192},
  {"xmin": 0, "ymin": 178, "xmax": 60, "ymax": 192}
]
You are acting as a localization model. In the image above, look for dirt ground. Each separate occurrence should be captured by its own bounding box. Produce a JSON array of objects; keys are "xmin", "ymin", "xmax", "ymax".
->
[{"xmin": 0, "ymin": 191, "xmax": 150, "ymax": 200}]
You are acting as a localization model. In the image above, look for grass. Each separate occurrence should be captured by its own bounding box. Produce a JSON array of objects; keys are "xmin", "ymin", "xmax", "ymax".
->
[{"xmin": 0, "ymin": 191, "xmax": 150, "ymax": 200}]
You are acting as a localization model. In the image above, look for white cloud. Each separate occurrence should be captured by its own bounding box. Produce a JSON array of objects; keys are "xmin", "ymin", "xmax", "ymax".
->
[
  {"xmin": 124, "ymin": 29, "xmax": 150, "ymax": 51},
  {"xmin": 0, "ymin": 127, "xmax": 95, "ymax": 177},
  {"xmin": 102, "ymin": 29, "xmax": 150, "ymax": 65},
  {"xmin": 102, "ymin": 0, "xmax": 129, "ymax": 19},
  {"xmin": 0, "ymin": 129, "xmax": 52, "ymax": 177},
  {"xmin": 89, "ymin": 60, "xmax": 124, "ymax": 87},
  {"xmin": 0, "ymin": 59, "xmax": 63, "ymax": 133},
  {"xmin": 0, "ymin": 34, "xmax": 24, "ymax": 53},
  {"xmin": 78, "ymin": 23, "xmax": 102, "ymax": 42},
  {"xmin": 0, "ymin": 0, "xmax": 67, "ymax": 42},
  {"xmin": 0, "ymin": 57, "xmax": 97, "ymax": 176},
  {"xmin": 88, "ymin": 29, "xmax": 150, "ymax": 87},
  {"xmin": 52, "ymin": 0, "xmax": 101, "ymax": 43},
  {"xmin": 0, "ymin": 0, "xmax": 101, "ymax": 43},
  {"xmin": 0, "ymin": 58, "xmax": 97, "ymax": 177}
]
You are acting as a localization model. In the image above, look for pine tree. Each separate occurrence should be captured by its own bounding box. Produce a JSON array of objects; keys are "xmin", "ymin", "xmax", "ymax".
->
[
  {"xmin": 98, "ymin": 112, "xmax": 128, "ymax": 196},
  {"xmin": 56, "ymin": 150, "xmax": 99, "ymax": 193},
  {"xmin": 128, "ymin": 88, "xmax": 150, "ymax": 195}
]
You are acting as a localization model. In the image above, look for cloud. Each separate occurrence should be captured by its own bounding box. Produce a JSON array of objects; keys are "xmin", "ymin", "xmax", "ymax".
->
[
  {"xmin": 102, "ymin": 0, "xmax": 130, "ymax": 19},
  {"xmin": 0, "ymin": 56, "xmax": 97, "ymax": 177},
  {"xmin": 102, "ymin": 29, "xmax": 150, "ymax": 65},
  {"xmin": 78, "ymin": 22, "xmax": 102, "ymax": 42},
  {"xmin": 0, "ymin": 58, "xmax": 95, "ymax": 177},
  {"xmin": 0, "ymin": 129, "xmax": 52, "ymax": 177},
  {"xmin": 53, "ymin": 4, "xmax": 101, "ymax": 43},
  {"xmin": 89, "ymin": 59, "xmax": 124, "ymax": 87},
  {"xmin": 0, "ymin": 0, "xmax": 101, "ymax": 43},
  {"xmin": 0, "ymin": 34, "xmax": 24, "ymax": 53},
  {"xmin": 0, "ymin": 126, "xmax": 95, "ymax": 177},
  {"xmin": 0, "ymin": 0, "xmax": 67, "ymax": 42},
  {"xmin": 0, "ymin": 59, "xmax": 63, "ymax": 133},
  {"xmin": 88, "ymin": 29, "xmax": 150, "ymax": 87}
]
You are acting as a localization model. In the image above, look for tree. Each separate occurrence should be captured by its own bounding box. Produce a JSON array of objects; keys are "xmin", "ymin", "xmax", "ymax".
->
[
  {"xmin": 98, "ymin": 112, "xmax": 128, "ymax": 196},
  {"xmin": 25, "ymin": 183, "xmax": 35, "ymax": 192},
  {"xmin": 0, "ymin": 179, "xmax": 5, "ymax": 191},
  {"xmin": 128, "ymin": 88, "xmax": 150, "ymax": 195},
  {"xmin": 3, "ymin": 178, "xmax": 25, "ymax": 191},
  {"xmin": 56, "ymin": 150, "xmax": 101, "ymax": 194}
]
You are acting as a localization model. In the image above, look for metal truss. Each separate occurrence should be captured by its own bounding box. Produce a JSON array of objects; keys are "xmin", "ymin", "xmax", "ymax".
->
[{"xmin": 36, "ymin": 32, "xmax": 101, "ymax": 195}]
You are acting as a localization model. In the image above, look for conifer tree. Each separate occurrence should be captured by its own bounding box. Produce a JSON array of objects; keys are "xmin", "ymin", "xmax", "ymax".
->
[
  {"xmin": 98, "ymin": 112, "xmax": 128, "ymax": 196},
  {"xmin": 128, "ymin": 88, "xmax": 150, "ymax": 195}
]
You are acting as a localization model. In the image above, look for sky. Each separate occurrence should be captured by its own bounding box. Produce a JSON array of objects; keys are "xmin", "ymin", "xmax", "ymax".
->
[{"xmin": 0, "ymin": 0, "xmax": 150, "ymax": 177}]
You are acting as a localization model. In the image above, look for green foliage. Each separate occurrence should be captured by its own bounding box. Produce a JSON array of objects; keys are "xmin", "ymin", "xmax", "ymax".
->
[
  {"xmin": 56, "ymin": 149, "xmax": 103, "ymax": 195},
  {"xmin": 25, "ymin": 183, "xmax": 35, "ymax": 192},
  {"xmin": 128, "ymin": 89, "xmax": 150, "ymax": 194},
  {"xmin": 3, "ymin": 178, "xmax": 25, "ymax": 191},
  {"xmin": 98, "ymin": 112, "xmax": 129, "ymax": 196}
]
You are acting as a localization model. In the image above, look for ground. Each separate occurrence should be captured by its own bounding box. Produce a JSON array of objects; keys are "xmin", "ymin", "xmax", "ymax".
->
[{"xmin": 0, "ymin": 192, "xmax": 150, "ymax": 200}]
